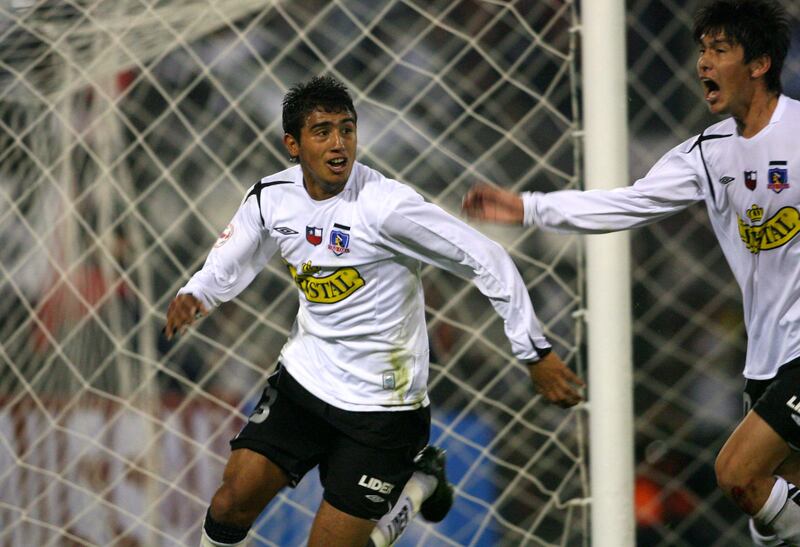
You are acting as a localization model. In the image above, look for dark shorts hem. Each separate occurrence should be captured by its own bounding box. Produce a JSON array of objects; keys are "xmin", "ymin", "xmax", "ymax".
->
[
  {"xmin": 229, "ymin": 438, "xmax": 301, "ymax": 487},
  {"xmin": 322, "ymin": 488, "xmax": 387, "ymax": 521},
  {"xmin": 745, "ymin": 357, "xmax": 800, "ymax": 451}
]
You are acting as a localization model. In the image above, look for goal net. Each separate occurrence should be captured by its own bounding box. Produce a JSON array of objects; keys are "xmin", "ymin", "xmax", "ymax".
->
[{"xmin": 0, "ymin": 1, "xmax": 586, "ymax": 546}]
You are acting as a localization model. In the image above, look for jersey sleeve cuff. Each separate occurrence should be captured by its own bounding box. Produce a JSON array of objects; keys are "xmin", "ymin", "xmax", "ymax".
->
[
  {"xmin": 177, "ymin": 286, "xmax": 214, "ymax": 312},
  {"xmin": 521, "ymin": 191, "xmax": 538, "ymax": 227}
]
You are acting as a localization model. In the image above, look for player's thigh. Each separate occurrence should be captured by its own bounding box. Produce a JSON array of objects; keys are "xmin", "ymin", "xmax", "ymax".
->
[
  {"xmin": 230, "ymin": 365, "xmax": 334, "ymax": 484},
  {"xmin": 716, "ymin": 409, "xmax": 792, "ymax": 483},
  {"xmin": 307, "ymin": 499, "xmax": 375, "ymax": 547},
  {"xmin": 718, "ymin": 364, "xmax": 800, "ymax": 483},
  {"xmin": 215, "ymin": 367, "xmax": 332, "ymax": 520},
  {"xmin": 213, "ymin": 447, "xmax": 291, "ymax": 516},
  {"xmin": 319, "ymin": 410, "xmax": 429, "ymax": 522}
]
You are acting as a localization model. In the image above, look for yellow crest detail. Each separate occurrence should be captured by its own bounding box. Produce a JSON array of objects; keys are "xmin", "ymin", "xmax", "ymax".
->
[
  {"xmin": 746, "ymin": 204, "xmax": 763, "ymax": 222},
  {"xmin": 287, "ymin": 263, "xmax": 365, "ymax": 303}
]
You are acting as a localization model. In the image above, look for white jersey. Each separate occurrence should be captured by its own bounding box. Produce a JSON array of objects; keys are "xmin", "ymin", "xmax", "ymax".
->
[
  {"xmin": 181, "ymin": 162, "xmax": 550, "ymax": 410},
  {"xmin": 523, "ymin": 94, "xmax": 800, "ymax": 380}
]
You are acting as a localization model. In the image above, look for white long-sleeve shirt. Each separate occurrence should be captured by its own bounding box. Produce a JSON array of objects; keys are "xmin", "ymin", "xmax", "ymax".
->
[
  {"xmin": 181, "ymin": 162, "xmax": 550, "ymax": 410},
  {"xmin": 523, "ymin": 94, "xmax": 800, "ymax": 380}
]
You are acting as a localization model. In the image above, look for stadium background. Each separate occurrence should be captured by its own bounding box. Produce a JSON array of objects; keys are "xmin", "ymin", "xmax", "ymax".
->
[{"xmin": 1, "ymin": 0, "xmax": 800, "ymax": 545}]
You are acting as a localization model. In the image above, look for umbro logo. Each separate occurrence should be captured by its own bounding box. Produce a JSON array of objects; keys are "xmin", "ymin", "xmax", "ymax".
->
[
  {"xmin": 274, "ymin": 226, "xmax": 298, "ymax": 235},
  {"xmin": 719, "ymin": 176, "xmax": 735, "ymax": 185}
]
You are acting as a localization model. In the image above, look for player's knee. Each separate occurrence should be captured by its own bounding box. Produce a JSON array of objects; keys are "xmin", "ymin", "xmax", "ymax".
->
[
  {"xmin": 715, "ymin": 452, "xmax": 760, "ymax": 510},
  {"xmin": 715, "ymin": 446, "xmax": 746, "ymax": 491},
  {"xmin": 209, "ymin": 484, "xmax": 258, "ymax": 528}
]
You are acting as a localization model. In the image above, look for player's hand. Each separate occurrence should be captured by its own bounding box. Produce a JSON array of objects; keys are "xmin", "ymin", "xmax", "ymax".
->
[
  {"xmin": 527, "ymin": 352, "xmax": 584, "ymax": 408},
  {"xmin": 164, "ymin": 294, "xmax": 208, "ymax": 340},
  {"xmin": 462, "ymin": 183, "xmax": 525, "ymax": 224}
]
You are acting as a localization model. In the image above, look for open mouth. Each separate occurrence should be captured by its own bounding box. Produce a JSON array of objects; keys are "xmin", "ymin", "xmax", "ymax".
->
[
  {"xmin": 701, "ymin": 78, "xmax": 720, "ymax": 102},
  {"xmin": 327, "ymin": 157, "xmax": 348, "ymax": 173}
]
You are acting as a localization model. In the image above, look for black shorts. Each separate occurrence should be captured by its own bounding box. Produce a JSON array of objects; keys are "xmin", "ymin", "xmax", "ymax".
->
[
  {"xmin": 230, "ymin": 364, "xmax": 430, "ymax": 520},
  {"xmin": 743, "ymin": 357, "xmax": 800, "ymax": 451}
]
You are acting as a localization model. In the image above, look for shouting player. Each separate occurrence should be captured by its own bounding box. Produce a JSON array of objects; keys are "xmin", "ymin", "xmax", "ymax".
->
[
  {"xmin": 464, "ymin": 1, "xmax": 800, "ymax": 544},
  {"xmin": 166, "ymin": 75, "xmax": 583, "ymax": 546}
]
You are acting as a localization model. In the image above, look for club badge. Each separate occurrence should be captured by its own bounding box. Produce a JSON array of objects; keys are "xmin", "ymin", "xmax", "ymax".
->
[
  {"xmin": 744, "ymin": 170, "xmax": 757, "ymax": 191},
  {"xmin": 306, "ymin": 226, "xmax": 323, "ymax": 246},
  {"xmin": 767, "ymin": 161, "xmax": 789, "ymax": 193},
  {"xmin": 328, "ymin": 229, "xmax": 351, "ymax": 255}
]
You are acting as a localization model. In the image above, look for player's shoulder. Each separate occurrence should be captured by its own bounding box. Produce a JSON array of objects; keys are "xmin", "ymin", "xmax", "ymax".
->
[
  {"xmin": 246, "ymin": 165, "xmax": 303, "ymax": 198},
  {"xmin": 350, "ymin": 162, "xmax": 421, "ymax": 203},
  {"xmin": 774, "ymin": 94, "xmax": 800, "ymax": 124},
  {"xmin": 674, "ymin": 118, "xmax": 736, "ymax": 155}
]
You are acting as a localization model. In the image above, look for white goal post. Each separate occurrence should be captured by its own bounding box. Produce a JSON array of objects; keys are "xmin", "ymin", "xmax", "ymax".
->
[{"xmin": 582, "ymin": 1, "xmax": 635, "ymax": 546}]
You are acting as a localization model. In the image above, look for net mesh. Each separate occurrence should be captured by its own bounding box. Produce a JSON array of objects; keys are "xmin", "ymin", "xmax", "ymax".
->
[{"xmin": 0, "ymin": 1, "xmax": 585, "ymax": 545}]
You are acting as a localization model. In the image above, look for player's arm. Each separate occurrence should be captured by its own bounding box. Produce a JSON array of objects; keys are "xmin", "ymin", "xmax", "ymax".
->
[
  {"xmin": 464, "ymin": 144, "xmax": 703, "ymax": 231},
  {"xmin": 378, "ymin": 190, "xmax": 583, "ymax": 407},
  {"xmin": 165, "ymin": 191, "xmax": 278, "ymax": 339}
]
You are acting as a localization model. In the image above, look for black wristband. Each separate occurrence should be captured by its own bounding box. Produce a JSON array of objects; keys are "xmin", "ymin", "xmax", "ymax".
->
[{"xmin": 534, "ymin": 345, "xmax": 552, "ymax": 359}]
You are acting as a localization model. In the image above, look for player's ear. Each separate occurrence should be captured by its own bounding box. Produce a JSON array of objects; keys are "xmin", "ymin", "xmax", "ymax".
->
[
  {"xmin": 284, "ymin": 133, "xmax": 300, "ymax": 162},
  {"xmin": 749, "ymin": 54, "xmax": 771, "ymax": 81}
]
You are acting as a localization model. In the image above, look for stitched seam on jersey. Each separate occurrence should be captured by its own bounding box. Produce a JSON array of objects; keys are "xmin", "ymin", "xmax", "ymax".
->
[
  {"xmin": 245, "ymin": 180, "xmax": 293, "ymax": 226},
  {"xmin": 687, "ymin": 132, "xmax": 732, "ymax": 208},
  {"xmin": 697, "ymin": 136, "xmax": 716, "ymax": 203}
]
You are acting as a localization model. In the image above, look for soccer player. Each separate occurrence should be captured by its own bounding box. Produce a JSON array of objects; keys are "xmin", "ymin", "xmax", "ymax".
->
[
  {"xmin": 165, "ymin": 75, "xmax": 583, "ymax": 547},
  {"xmin": 463, "ymin": 1, "xmax": 800, "ymax": 544}
]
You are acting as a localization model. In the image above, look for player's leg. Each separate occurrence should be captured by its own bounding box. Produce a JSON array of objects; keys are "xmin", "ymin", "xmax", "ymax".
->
[
  {"xmin": 203, "ymin": 365, "xmax": 330, "ymax": 546},
  {"xmin": 307, "ymin": 500, "xmax": 376, "ymax": 547},
  {"xmin": 368, "ymin": 445, "xmax": 454, "ymax": 547},
  {"xmin": 310, "ymin": 404, "xmax": 431, "ymax": 547},
  {"xmin": 715, "ymin": 412, "xmax": 796, "ymax": 539},
  {"xmin": 309, "ymin": 453, "xmax": 456, "ymax": 547},
  {"xmin": 717, "ymin": 364, "xmax": 800, "ymax": 544},
  {"xmin": 201, "ymin": 448, "xmax": 291, "ymax": 547},
  {"xmin": 747, "ymin": 448, "xmax": 800, "ymax": 546}
]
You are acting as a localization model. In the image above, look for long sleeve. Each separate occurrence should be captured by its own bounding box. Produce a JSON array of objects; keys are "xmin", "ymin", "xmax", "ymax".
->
[
  {"xmin": 524, "ymin": 143, "xmax": 705, "ymax": 233},
  {"xmin": 378, "ymin": 189, "xmax": 550, "ymax": 362},
  {"xmin": 179, "ymin": 191, "xmax": 278, "ymax": 310}
]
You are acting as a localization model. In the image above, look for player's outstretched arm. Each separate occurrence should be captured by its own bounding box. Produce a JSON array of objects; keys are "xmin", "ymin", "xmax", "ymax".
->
[
  {"xmin": 527, "ymin": 351, "xmax": 584, "ymax": 408},
  {"xmin": 461, "ymin": 183, "xmax": 524, "ymax": 224},
  {"xmin": 164, "ymin": 293, "xmax": 208, "ymax": 340}
]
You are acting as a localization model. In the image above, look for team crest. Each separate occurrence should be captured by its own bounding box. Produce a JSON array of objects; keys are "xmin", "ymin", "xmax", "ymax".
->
[
  {"xmin": 744, "ymin": 170, "xmax": 757, "ymax": 191},
  {"xmin": 768, "ymin": 161, "xmax": 789, "ymax": 193},
  {"xmin": 328, "ymin": 229, "xmax": 351, "ymax": 255},
  {"xmin": 306, "ymin": 226, "xmax": 323, "ymax": 246}
]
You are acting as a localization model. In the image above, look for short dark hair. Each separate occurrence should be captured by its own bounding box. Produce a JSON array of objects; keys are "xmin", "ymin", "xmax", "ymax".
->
[
  {"xmin": 693, "ymin": 0, "xmax": 790, "ymax": 94},
  {"xmin": 282, "ymin": 76, "xmax": 357, "ymax": 141}
]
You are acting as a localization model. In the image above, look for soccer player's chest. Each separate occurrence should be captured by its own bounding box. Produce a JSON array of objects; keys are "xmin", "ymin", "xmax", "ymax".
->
[
  {"xmin": 270, "ymin": 200, "xmax": 376, "ymax": 267},
  {"xmin": 713, "ymin": 142, "xmax": 800, "ymax": 253}
]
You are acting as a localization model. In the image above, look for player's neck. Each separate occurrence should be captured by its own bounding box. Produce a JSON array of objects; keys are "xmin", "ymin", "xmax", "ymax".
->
[{"xmin": 733, "ymin": 89, "xmax": 779, "ymax": 139}]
